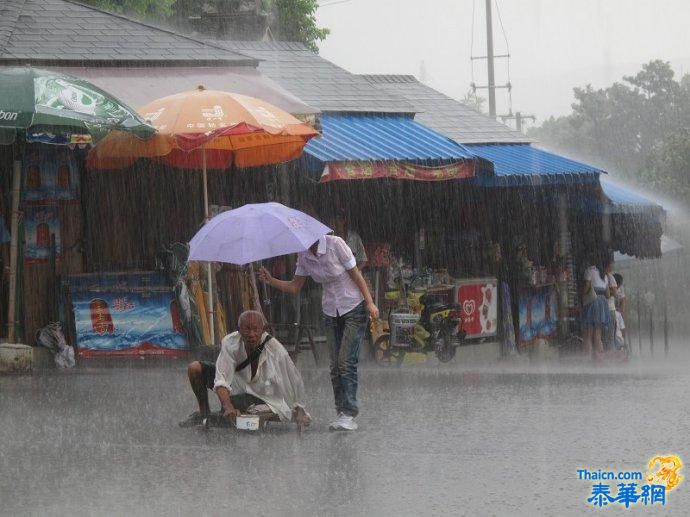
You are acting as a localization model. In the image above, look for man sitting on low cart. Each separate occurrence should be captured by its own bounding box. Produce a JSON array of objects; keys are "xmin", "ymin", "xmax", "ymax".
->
[{"xmin": 179, "ymin": 310, "xmax": 311, "ymax": 428}]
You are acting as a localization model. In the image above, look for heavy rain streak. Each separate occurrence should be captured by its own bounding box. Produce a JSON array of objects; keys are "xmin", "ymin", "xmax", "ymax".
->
[{"xmin": 1, "ymin": 0, "xmax": 690, "ymax": 515}]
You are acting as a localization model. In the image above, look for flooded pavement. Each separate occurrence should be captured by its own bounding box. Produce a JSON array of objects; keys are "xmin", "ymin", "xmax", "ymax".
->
[{"xmin": 1, "ymin": 351, "xmax": 689, "ymax": 516}]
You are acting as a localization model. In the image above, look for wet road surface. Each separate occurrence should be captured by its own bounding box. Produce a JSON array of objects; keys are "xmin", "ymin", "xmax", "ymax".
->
[{"xmin": 1, "ymin": 351, "xmax": 689, "ymax": 516}]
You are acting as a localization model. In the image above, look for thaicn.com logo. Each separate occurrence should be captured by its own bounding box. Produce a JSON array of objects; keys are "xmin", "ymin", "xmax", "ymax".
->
[
  {"xmin": 578, "ymin": 455, "xmax": 683, "ymax": 508},
  {"xmin": 0, "ymin": 110, "xmax": 19, "ymax": 121}
]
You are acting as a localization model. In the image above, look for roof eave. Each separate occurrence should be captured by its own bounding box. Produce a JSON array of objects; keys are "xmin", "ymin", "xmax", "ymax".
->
[{"xmin": 0, "ymin": 57, "xmax": 259, "ymax": 67}]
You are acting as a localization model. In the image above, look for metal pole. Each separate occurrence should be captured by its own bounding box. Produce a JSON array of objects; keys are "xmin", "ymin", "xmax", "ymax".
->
[
  {"xmin": 7, "ymin": 159, "xmax": 21, "ymax": 342},
  {"xmin": 485, "ymin": 0, "xmax": 496, "ymax": 118},
  {"xmin": 663, "ymin": 293, "xmax": 668, "ymax": 356},
  {"xmin": 649, "ymin": 305, "xmax": 654, "ymax": 357},
  {"xmin": 637, "ymin": 290, "xmax": 642, "ymax": 355},
  {"xmin": 202, "ymin": 147, "xmax": 215, "ymax": 346}
]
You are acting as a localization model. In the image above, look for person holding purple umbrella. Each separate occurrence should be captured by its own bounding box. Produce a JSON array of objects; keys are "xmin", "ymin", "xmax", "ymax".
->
[{"xmin": 259, "ymin": 233, "xmax": 379, "ymax": 431}]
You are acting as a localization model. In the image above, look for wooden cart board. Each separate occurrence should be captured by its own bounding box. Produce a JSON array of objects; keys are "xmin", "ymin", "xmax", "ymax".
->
[{"xmin": 203, "ymin": 411, "xmax": 282, "ymax": 432}]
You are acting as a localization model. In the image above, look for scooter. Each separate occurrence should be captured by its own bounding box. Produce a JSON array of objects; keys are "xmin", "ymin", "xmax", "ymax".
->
[{"xmin": 374, "ymin": 266, "xmax": 466, "ymax": 365}]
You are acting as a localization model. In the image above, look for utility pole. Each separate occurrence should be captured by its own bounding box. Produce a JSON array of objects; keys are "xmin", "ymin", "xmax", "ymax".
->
[
  {"xmin": 470, "ymin": 0, "xmax": 510, "ymax": 118},
  {"xmin": 500, "ymin": 111, "xmax": 536, "ymax": 133},
  {"xmin": 485, "ymin": 0, "xmax": 496, "ymax": 118}
]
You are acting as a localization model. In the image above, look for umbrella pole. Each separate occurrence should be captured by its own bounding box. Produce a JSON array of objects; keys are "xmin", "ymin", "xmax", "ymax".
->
[
  {"xmin": 202, "ymin": 147, "xmax": 215, "ymax": 346},
  {"xmin": 248, "ymin": 263, "xmax": 262, "ymax": 313},
  {"xmin": 7, "ymin": 159, "xmax": 21, "ymax": 342}
]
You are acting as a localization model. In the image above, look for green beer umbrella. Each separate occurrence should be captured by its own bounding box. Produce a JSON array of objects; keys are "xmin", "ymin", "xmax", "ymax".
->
[
  {"xmin": 0, "ymin": 66, "xmax": 155, "ymax": 144},
  {"xmin": 0, "ymin": 67, "xmax": 154, "ymax": 342}
]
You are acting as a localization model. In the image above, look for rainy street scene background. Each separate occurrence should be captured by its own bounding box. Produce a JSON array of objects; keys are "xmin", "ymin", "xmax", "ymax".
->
[{"xmin": 1, "ymin": 1, "xmax": 690, "ymax": 515}]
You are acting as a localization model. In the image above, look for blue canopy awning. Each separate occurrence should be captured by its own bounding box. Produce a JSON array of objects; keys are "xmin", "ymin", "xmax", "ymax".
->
[
  {"xmin": 305, "ymin": 114, "xmax": 475, "ymax": 163},
  {"xmin": 466, "ymin": 143, "xmax": 603, "ymax": 186},
  {"xmin": 601, "ymin": 180, "xmax": 664, "ymax": 214}
]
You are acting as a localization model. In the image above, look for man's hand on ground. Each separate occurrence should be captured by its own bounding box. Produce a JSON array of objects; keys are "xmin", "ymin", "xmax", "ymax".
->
[
  {"xmin": 222, "ymin": 406, "xmax": 241, "ymax": 421},
  {"xmin": 294, "ymin": 407, "xmax": 311, "ymax": 427}
]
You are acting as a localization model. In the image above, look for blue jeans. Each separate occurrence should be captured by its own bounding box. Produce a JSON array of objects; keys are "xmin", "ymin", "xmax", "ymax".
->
[{"xmin": 324, "ymin": 301, "xmax": 368, "ymax": 417}]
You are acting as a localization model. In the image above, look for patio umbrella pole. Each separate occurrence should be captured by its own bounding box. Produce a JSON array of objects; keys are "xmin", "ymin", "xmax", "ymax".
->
[
  {"xmin": 7, "ymin": 159, "xmax": 21, "ymax": 342},
  {"xmin": 202, "ymin": 146, "xmax": 215, "ymax": 346}
]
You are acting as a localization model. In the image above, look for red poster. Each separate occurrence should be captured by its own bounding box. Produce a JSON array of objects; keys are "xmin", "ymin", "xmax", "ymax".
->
[{"xmin": 454, "ymin": 278, "xmax": 498, "ymax": 338}]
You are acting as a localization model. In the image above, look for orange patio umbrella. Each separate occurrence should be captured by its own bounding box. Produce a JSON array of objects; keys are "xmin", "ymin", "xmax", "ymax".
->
[{"xmin": 87, "ymin": 85, "xmax": 319, "ymax": 344}]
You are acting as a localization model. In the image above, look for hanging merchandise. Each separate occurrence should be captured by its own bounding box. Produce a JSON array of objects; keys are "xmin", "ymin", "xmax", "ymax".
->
[
  {"xmin": 23, "ymin": 144, "xmax": 80, "ymax": 203},
  {"xmin": 518, "ymin": 285, "xmax": 558, "ymax": 348},
  {"xmin": 23, "ymin": 204, "xmax": 60, "ymax": 263}
]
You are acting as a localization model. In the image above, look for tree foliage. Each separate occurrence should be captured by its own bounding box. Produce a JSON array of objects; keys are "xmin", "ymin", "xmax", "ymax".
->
[
  {"xmin": 81, "ymin": 0, "xmax": 330, "ymax": 52},
  {"xmin": 461, "ymin": 91, "xmax": 486, "ymax": 114},
  {"xmin": 529, "ymin": 60, "xmax": 690, "ymax": 203},
  {"xmin": 80, "ymin": 0, "xmax": 176, "ymax": 18},
  {"xmin": 268, "ymin": 0, "xmax": 330, "ymax": 53}
]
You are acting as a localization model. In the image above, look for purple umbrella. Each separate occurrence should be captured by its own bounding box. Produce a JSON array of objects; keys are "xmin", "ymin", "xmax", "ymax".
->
[{"xmin": 189, "ymin": 202, "xmax": 331, "ymax": 265}]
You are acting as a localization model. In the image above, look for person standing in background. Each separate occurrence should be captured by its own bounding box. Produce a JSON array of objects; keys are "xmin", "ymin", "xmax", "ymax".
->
[
  {"xmin": 332, "ymin": 210, "xmax": 367, "ymax": 270},
  {"xmin": 581, "ymin": 257, "xmax": 611, "ymax": 359},
  {"xmin": 604, "ymin": 260, "xmax": 618, "ymax": 350}
]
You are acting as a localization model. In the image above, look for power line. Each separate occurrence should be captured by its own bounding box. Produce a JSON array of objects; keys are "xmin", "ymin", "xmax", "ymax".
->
[{"xmin": 318, "ymin": 0, "xmax": 353, "ymax": 7}]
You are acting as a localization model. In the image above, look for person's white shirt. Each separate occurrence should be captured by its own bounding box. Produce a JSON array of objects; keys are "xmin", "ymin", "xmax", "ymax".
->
[
  {"xmin": 213, "ymin": 331, "xmax": 306, "ymax": 422},
  {"xmin": 606, "ymin": 273, "xmax": 618, "ymax": 311},
  {"xmin": 294, "ymin": 234, "xmax": 363, "ymax": 317},
  {"xmin": 616, "ymin": 284, "xmax": 626, "ymax": 309},
  {"xmin": 615, "ymin": 311, "xmax": 626, "ymax": 346},
  {"xmin": 584, "ymin": 266, "xmax": 609, "ymax": 291}
]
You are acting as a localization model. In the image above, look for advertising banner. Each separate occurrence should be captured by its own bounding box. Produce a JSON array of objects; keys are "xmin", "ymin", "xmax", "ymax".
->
[
  {"xmin": 453, "ymin": 278, "xmax": 498, "ymax": 338},
  {"xmin": 518, "ymin": 285, "xmax": 558, "ymax": 348},
  {"xmin": 321, "ymin": 160, "xmax": 475, "ymax": 183},
  {"xmin": 23, "ymin": 204, "xmax": 61, "ymax": 263},
  {"xmin": 69, "ymin": 272, "xmax": 190, "ymax": 357},
  {"xmin": 23, "ymin": 144, "xmax": 80, "ymax": 202},
  {"xmin": 34, "ymin": 75, "xmax": 139, "ymax": 124}
]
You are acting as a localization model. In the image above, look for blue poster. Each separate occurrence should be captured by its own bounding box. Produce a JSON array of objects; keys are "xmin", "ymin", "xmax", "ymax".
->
[
  {"xmin": 23, "ymin": 145, "xmax": 80, "ymax": 202},
  {"xmin": 518, "ymin": 285, "xmax": 558, "ymax": 347},
  {"xmin": 69, "ymin": 273, "xmax": 190, "ymax": 357},
  {"xmin": 24, "ymin": 204, "xmax": 61, "ymax": 263}
]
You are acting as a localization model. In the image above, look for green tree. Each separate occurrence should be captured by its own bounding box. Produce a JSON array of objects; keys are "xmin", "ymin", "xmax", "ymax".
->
[
  {"xmin": 461, "ymin": 91, "xmax": 486, "ymax": 114},
  {"xmin": 529, "ymin": 60, "xmax": 690, "ymax": 203},
  {"xmin": 643, "ymin": 129, "xmax": 690, "ymax": 202},
  {"xmin": 269, "ymin": 0, "xmax": 330, "ymax": 52},
  {"xmin": 80, "ymin": 0, "xmax": 176, "ymax": 18}
]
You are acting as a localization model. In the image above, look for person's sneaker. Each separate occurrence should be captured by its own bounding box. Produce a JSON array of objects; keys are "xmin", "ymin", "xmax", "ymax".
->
[
  {"xmin": 329, "ymin": 413, "xmax": 358, "ymax": 431},
  {"xmin": 178, "ymin": 411, "xmax": 205, "ymax": 428}
]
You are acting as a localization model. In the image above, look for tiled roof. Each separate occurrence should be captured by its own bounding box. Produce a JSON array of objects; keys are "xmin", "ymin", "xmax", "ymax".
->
[
  {"xmin": 0, "ymin": 0, "xmax": 256, "ymax": 66},
  {"xmin": 362, "ymin": 74, "xmax": 533, "ymax": 144},
  {"xmin": 214, "ymin": 41, "xmax": 531, "ymax": 143},
  {"xmin": 212, "ymin": 40, "xmax": 416, "ymax": 114}
]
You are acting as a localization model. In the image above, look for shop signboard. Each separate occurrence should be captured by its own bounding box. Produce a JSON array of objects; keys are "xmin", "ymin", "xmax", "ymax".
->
[
  {"xmin": 321, "ymin": 160, "xmax": 475, "ymax": 183},
  {"xmin": 453, "ymin": 278, "xmax": 498, "ymax": 338},
  {"xmin": 69, "ymin": 272, "xmax": 190, "ymax": 357},
  {"xmin": 518, "ymin": 285, "xmax": 558, "ymax": 348}
]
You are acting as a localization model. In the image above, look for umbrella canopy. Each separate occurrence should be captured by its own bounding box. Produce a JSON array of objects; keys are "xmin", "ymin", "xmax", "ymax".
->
[
  {"xmin": 0, "ymin": 67, "xmax": 155, "ymax": 144},
  {"xmin": 189, "ymin": 202, "xmax": 332, "ymax": 265},
  {"xmin": 87, "ymin": 86, "xmax": 319, "ymax": 169}
]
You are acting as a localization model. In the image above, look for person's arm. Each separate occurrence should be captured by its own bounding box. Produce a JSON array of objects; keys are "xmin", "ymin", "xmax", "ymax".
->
[
  {"xmin": 347, "ymin": 266, "xmax": 379, "ymax": 320},
  {"xmin": 607, "ymin": 273, "xmax": 618, "ymax": 300},
  {"xmin": 215, "ymin": 386, "xmax": 240, "ymax": 419},
  {"xmin": 213, "ymin": 339, "xmax": 240, "ymax": 419},
  {"xmin": 258, "ymin": 266, "xmax": 306, "ymax": 294}
]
